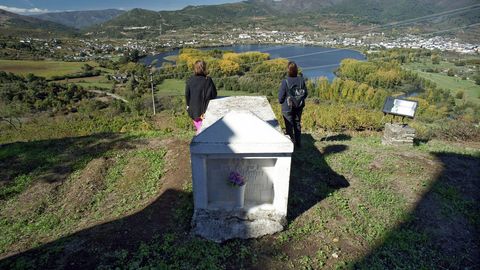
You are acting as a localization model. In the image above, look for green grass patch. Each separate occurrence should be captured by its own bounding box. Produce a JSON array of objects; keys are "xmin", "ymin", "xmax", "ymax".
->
[
  {"xmin": 91, "ymin": 148, "xmax": 166, "ymax": 218},
  {"xmin": 58, "ymin": 75, "xmax": 114, "ymax": 89},
  {"xmin": 0, "ymin": 60, "xmax": 104, "ymax": 79},
  {"xmin": 156, "ymin": 78, "xmax": 260, "ymax": 97},
  {"xmin": 156, "ymin": 79, "xmax": 185, "ymax": 96},
  {"xmin": 0, "ymin": 141, "xmax": 167, "ymax": 256},
  {"xmin": 404, "ymin": 62, "xmax": 480, "ymax": 104},
  {"xmin": 0, "ymin": 113, "xmax": 149, "ymax": 144},
  {"xmin": 0, "ymin": 174, "xmax": 33, "ymax": 201}
]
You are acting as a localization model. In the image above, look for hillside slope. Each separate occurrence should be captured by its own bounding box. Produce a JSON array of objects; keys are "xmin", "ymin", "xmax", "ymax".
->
[
  {"xmin": 32, "ymin": 9, "xmax": 125, "ymax": 29},
  {"xmin": 0, "ymin": 128, "xmax": 478, "ymax": 269},
  {"xmin": 91, "ymin": 0, "xmax": 480, "ymax": 37},
  {"xmin": 0, "ymin": 9, "xmax": 77, "ymax": 37}
]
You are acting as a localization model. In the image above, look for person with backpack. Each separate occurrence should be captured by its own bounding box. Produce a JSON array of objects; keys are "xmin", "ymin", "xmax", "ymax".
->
[
  {"xmin": 278, "ymin": 61, "xmax": 308, "ymax": 148},
  {"xmin": 185, "ymin": 60, "xmax": 217, "ymax": 134}
]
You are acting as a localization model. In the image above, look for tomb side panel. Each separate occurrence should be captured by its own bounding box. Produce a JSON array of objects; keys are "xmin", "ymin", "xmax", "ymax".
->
[{"xmin": 206, "ymin": 158, "xmax": 276, "ymax": 208}]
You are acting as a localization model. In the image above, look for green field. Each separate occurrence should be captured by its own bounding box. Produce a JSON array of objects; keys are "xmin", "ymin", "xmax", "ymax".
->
[
  {"xmin": 0, "ymin": 60, "xmax": 106, "ymax": 79},
  {"xmin": 156, "ymin": 78, "xmax": 258, "ymax": 97},
  {"xmin": 60, "ymin": 75, "xmax": 114, "ymax": 90},
  {"xmin": 404, "ymin": 62, "xmax": 480, "ymax": 104}
]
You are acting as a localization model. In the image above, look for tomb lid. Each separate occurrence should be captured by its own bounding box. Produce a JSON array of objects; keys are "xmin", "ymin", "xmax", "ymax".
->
[
  {"xmin": 191, "ymin": 110, "xmax": 293, "ymax": 154},
  {"xmin": 200, "ymin": 96, "xmax": 280, "ymax": 132}
]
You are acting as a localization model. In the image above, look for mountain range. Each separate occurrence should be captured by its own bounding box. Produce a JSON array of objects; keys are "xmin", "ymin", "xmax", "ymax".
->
[
  {"xmin": 93, "ymin": 0, "xmax": 479, "ymax": 36},
  {"xmin": 32, "ymin": 9, "xmax": 125, "ymax": 29},
  {"xmin": 0, "ymin": 9, "xmax": 77, "ymax": 37},
  {"xmin": 0, "ymin": 0, "xmax": 478, "ymax": 38}
]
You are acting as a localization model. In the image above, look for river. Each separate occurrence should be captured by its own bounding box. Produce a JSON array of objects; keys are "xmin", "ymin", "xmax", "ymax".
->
[{"xmin": 141, "ymin": 44, "xmax": 366, "ymax": 80}]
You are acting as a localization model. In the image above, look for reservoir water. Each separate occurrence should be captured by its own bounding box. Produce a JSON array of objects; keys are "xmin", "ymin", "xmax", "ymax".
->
[{"xmin": 141, "ymin": 45, "xmax": 365, "ymax": 80}]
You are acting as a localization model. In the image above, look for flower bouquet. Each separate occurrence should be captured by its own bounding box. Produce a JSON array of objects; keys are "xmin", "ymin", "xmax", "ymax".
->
[
  {"xmin": 228, "ymin": 171, "xmax": 246, "ymax": 208},
  {"xmin": 228, "ymin": 171, "xmax": 245, "ymax": 187}
]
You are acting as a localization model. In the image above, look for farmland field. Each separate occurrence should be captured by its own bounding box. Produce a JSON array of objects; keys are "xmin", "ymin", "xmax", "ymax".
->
[
  {"xmin": 404, "ymin": 61, "xmax": 480, "ymax": 104},
  {"xmin": 59, "ymin": 75, "xmax": 114, "ymax": 89},
  {"xmin": 0, "ymin": 60, "xmax": 105, "ymax": 79}
]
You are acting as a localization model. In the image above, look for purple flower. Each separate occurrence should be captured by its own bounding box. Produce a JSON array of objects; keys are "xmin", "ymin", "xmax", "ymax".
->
[{"xmin": 228, "ymin": 171, "xmax": 245, "ymax": 186}]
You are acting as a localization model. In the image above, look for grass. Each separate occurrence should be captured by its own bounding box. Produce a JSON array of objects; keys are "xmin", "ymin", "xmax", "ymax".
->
[
  {"xmin": 0, "ymin": 112, "xmax": 478, "ymax": 269},
  {"xmin": 156, "ymin": 78, "xmax": 260, "ymax": 97},
  {"xmin": 0, "ymin": 60, "xmax": 107, "ymax": 79},
  {"xmin": 89, "ymin": 134, "xmax": 480, "ymax": 269},
  {"xmin": 404, "ymin": 61, "xmax": 480, "ymax": 104},
  {"xmin": 156, "ymin": 79, "xmax": 185, "ymax": 96},
  {"xmin": 59, "ymin": 75, "xmax": 114, "ymax": 90},
  {"xmin": 0, "ymin": 133, "xmax": 167, "ymax": 256}
]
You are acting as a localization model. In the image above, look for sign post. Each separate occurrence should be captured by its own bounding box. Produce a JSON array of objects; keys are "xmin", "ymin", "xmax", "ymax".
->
[{"xmin": 381, "ymin": 97, "xmax": 418, "ymax": 146}]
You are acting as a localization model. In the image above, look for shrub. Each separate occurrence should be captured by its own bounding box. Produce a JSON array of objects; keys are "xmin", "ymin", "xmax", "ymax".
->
[
  {"xmin": 411, "ymin": 120, "xmax": 480, "ymax": 141},
  {"xmin": 474, "ymin": 74, "xmax": 480, "ymax": 86},
  {"xmin": 455, "ymin": 90, "xmax": 464, "ymax": 100},
  {"xmin": 174, "ymin": 113, "xmax": 193, "ymax": 131},
  {"xmin": 282, "ymin": 101, "xmax": 384, "ymax": 132},
  {"xmin": 78, "ymin": 99, "xmax": 108, "ymax": 114}
]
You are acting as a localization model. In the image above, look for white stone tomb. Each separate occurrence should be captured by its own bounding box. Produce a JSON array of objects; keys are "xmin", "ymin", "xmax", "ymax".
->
[{"xmin": 190, "ymin": 96, "xmax": 294, "ymax": 242}]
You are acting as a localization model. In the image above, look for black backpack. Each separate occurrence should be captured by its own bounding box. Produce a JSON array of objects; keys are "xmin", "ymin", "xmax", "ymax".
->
[{"xmin": 285, "ymin": 78, "xmax": 306, "ymax": 108}]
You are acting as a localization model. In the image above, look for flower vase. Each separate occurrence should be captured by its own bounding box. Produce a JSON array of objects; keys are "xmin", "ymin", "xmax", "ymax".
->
[{"xmin": 235, "ymin": 184, "xmax": 246, "ymax": 208}]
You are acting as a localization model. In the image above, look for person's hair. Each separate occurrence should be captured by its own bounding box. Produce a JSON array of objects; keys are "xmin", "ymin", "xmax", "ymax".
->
[
  {"xmin": 287, "ymin": 61, "xmax": 298, "ymax": 77},
  {"xmin": 194, "ymin": 60, "xmax": 207, "ymax": 76}
]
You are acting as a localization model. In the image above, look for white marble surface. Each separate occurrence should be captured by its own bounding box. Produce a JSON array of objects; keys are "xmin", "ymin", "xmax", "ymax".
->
[
  {"xmin": 191, "ymin": 110, "xmax": 293, "ymax": 154},
  {"xmin": 200, "ymin": 96, "xmax": 280, "ymax": 132}
]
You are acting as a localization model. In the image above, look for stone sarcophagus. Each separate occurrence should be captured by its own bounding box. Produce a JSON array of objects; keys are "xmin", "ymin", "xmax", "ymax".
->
[{"xmin": 190, "ymin": 96, "xmax": 294, "ymax": 242}]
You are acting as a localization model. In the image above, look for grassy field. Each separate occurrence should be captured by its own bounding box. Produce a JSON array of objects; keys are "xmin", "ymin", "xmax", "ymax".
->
[
  {"xmin": 60, "ymin": 75, "xmax": 114, "ymax": 90},
  {"xmin": 0, "ymin": 111, "xmax": 478, "ymax": 269},
  {"xmin": 0, "ymin": 60, "xmax": 109, "ymax": 79},
  {"xmin": 157, "ymin": 78, "xmax": 259, "ymax": 97},
  {"xmin": 404, "ymin": 61, "xmax": 480, "ymax": 104}
]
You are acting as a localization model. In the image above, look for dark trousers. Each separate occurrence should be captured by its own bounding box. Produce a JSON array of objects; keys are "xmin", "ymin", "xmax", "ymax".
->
[{"xmin": 282, "ymin": 109, "xmax": 303, "ymax": 146}]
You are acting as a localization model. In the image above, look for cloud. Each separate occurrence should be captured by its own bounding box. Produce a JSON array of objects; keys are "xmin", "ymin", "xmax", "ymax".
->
[{"xmin": 0, "ymin": 5, "xmax": 50, "ymax": 14}]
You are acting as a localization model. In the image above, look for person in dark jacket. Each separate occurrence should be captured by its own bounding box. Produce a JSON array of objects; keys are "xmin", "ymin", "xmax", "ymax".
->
[
  {"xmin": 278, "ymin": 61, "xmax": 308, "ymax": 148},
  {"xmin": 185, "ymin": 60, "xmax": 217, "ymax": 134}
]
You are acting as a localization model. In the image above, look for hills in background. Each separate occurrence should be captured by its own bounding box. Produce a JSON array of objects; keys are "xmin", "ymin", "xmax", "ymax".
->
[
  {"xmin": 92, "ymin": 0, "xmax": 480, "ymax": 37},
  {"xmin": 32, "ymin": 9, "xmax": 125, "ymax": 29},
  {"xmin": 251, "ymin": 0, "xmax": 478, "ymax": 21},
  {"xmin": 0, "ymin": 9, "xmax": 77, "ymax": 37},
  {"xmin": 0, "ymin": 0, "xmax": 479, "ymax": 38}
]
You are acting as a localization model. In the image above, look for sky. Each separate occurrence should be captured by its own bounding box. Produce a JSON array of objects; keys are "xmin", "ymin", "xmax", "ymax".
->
[{"xmin": 0, "ymin": 0, "xmax": 244, "ymax": 14}]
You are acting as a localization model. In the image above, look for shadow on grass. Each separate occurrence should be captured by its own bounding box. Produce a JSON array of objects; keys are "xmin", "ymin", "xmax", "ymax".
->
[
  {"xmin": 0, "ymin": 188, "xmax": 193, "ymax": 269},
  {"xmin": 2, "ymin": 132, "xmax": 478, "ymax": 269},
  {"xmin": 0, "ymin": 132, "xmax": 352, "ymax": 269},
  {"xmin": 355, "ymin": 151, "xmax": 480, "ymax": 269},
  {"xmin": 320, "ymin": 133, "xmax": 352, "ymax": 142},
  {"xmin": 288, "ymin": 134, "xmax": 350, "ymax": 221},
  {"xmin": 0, "ymin": 133, "xmax": 139, "ymax": 200},
  {"xmin": 413, "ymin": 138, "xmax": 430, "ymax": 146}
]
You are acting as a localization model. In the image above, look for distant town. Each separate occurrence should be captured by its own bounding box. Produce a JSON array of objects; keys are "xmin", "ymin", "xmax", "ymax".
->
[{"xmin": 11, "ymin": 27, "xmax": 479, "ymax": 62}]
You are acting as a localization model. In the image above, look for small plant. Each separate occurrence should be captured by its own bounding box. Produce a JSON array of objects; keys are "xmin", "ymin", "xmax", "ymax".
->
[
  {"xmin": 228, "ymin": 171, "xmax": 245, "ymax": 187},
  {"xmin": 455, "ymin": 90, "xmax": 464, "ymax": 99}
]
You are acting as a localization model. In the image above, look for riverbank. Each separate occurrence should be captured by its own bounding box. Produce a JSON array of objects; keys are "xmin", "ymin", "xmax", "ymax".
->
[{"xmin": 141, "ymin": 44, "xmax": 366, "ymax": 80}]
